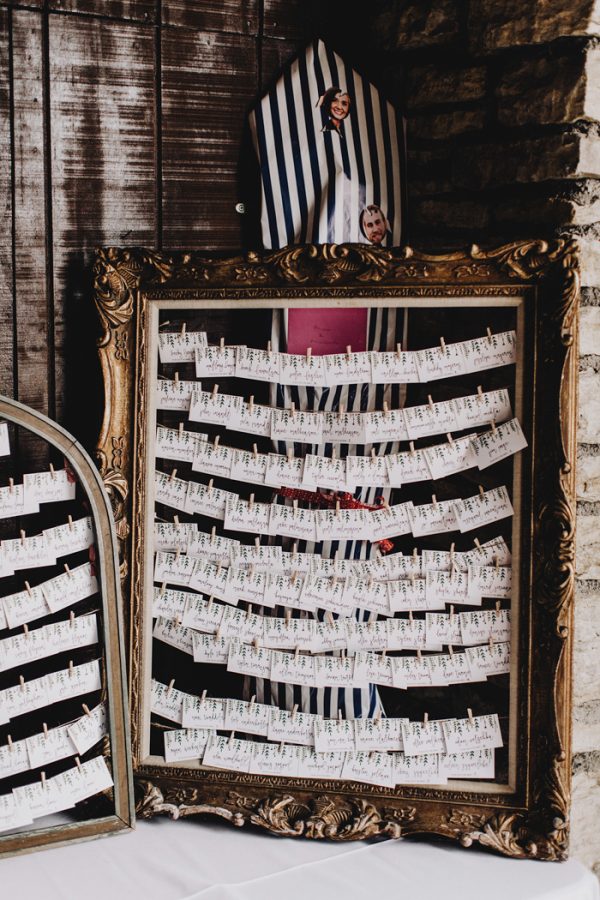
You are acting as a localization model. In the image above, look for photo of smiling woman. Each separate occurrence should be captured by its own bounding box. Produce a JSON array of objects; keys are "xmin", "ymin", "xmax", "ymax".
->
[{"xmin": 318, "ymin": 86, "xmax": 352, "ymax": 135}]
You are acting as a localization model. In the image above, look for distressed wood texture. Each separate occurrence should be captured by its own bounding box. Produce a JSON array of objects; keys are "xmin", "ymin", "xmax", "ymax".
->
[
  {"xmin": 161, "ymin": 28, "xmax": 259, "ymax": 249},
  {"xmin": 0, "ymin": 7, "xmax": 14, "ymax": 400},
  {"xmin": 1, "ymin": 3, "xmax": 310, "ymax": 451},
  {"xmin": 48, "ymin": 14, "xmax": 156, "ymax": 443}
]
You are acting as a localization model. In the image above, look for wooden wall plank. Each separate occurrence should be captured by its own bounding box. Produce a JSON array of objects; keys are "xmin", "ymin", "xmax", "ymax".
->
[
  {"xmin": 161, "ymin": 30, "xmax": 258, "ymax": 249},
  {"xmin": 48, "ymin": 1, "xmax": 157, "ymax": 23},
  {"xmin": 262, "ymin": 0, "xmax": 316, "ymax": 42},
  {"xmin": 260, "ymin": 35, "xmax": 305, "ymax": 91},
  {"xmin": 11, "ymin": 10, "xmax": 50, "ymax": 467},
  {"xmin": 0, "ymin": 7, "xmax": 15, "ymax": 400},
  {"xmin": 49, "ymin": 15, "xmax": 156, "ymax": 449},
  {"xmin": 161, "ymin": 1, "xmax": 258, "ymax": 35}
]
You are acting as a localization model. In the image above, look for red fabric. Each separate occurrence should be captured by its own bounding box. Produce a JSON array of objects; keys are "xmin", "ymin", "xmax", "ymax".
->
[{"xmin": 287, "ymin": 309, "xmax": 368, "ymax": 355}]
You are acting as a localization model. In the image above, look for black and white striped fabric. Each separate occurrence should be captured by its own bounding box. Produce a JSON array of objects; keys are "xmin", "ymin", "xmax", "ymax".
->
[
  {"xmin": 250, "ymin": 39, "xmax": 403, "ymax": 249},
  {"xmin": 243, "ymin": 308, "xmax": 407, "ymax": 719}
]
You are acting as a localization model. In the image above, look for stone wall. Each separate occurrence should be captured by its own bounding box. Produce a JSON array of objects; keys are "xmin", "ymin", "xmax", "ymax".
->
[{"xmin": 363, "ymin": 0, "xmax": 600, "ymax": 873}]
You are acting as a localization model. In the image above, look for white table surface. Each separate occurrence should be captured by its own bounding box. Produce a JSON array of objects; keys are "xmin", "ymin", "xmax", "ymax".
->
[{"xmin": 2, "ymin": 817, "xmax": 598, "ymax": 900}]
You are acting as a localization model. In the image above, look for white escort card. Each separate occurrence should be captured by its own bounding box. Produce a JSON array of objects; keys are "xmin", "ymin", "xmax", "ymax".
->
[
  {"xmin": 182, "ymin": 595, "xmax": 225, "ymax": 634},
  {"xmin": 188, "ymin": 561, "xmax": 232, "ymax": 602},
  {"xmin": 353, "ymin": 651, "xmax": 393, "ymax": 688},
  {"xmin": 344, "ymin": 577, "xmax": 391, "ymax": 615},
  {"xmin": 370, "ymin": 350, "xmax": 420, "ymax": 384},
  {"xmin": 278, "ymin": 353, "xmax": 326, "ymax": 387},
  {"xmin": 0, "ymin": 482, "xmax": 39, "ymax": 520},
  {"xmin": 315, "ymin": 508, "xmax": 370, "ymax": 542},
  {"xmin": 188, "ymin": 530, "xmax": 238, "ymax": 565},
  {"xmin": 387, "ymin": 577, "xmax": 430, "ymax": 612},
  {"xmin": 281, "ymin": 550, "xmax": 314, "ymax": 576},
  {"xmin": 192, "ymin": 442, "xmax": 234, "ymax": 479},
  {"xmin": 453, "ymin": 388, "xmax": 512, "ymax": 431},
  {"xmin": 155, "ymin": 471, "xmax": 190, "ymax": 511},
  {"xmin": 202, "ymin": 734, "xmax": 254, "ymax": 773},
  {"xmin": 391, "ymin": 656, "xmax": 433, "ymax": 689},
  {"xmin": 271, "ymin": 408, "xmax": 323, "ymax": 443},
  {"xmin": 158, "ymin": 330, "xmax": 207, "ymax": 363},
  {"xmin": 153, "ymin": 551, "xmax": 195, "ymax": 587},
  {"xmin": 311, "ymin": 620, "xmax": 348, "ymax": 652},
  {"xmin": 261, "ymin": 616, "xmax": 314, "ymax": 650},
  {"xmin": 153, "ymin": 617, "xmax": 195, "ymax": 656},
  {"xmin": 302, "ymin": 453, "xmax": 347, "ymax": 491},
  {"xmin": 225, "ymin": 568, "xmax": 267, "ymax": 606},
  {"xmin": 464, "ymin": 330, "xmax": 516, "ymax": 372},
  {"xmin": 0, "ymin": 614, "xmax": 98, "ymax": 673},
  {"xmin": 229, "ymin": 447, "xmax": 268, "ymax": 485},
  {"xmin": 404, "ymin": 399, "xmax": 456, "ymax": 440},
  {"xmin": 426, "ymin": 569, "xmax": 480, "ymax": 607},
  {"xmin": 267, "ymin": 708, "xmax": 319, "ymax": 746},
  {"xmin": 270, "ymin": 650, "xmax": 316, "ymax": 687},
  {"xmin": 354, "ymin": 717, "xmax": 407, "ymax": 751},
  {"xmin": 249, "ymin": 742, "xmax": 301, "ymax": 778},
  {"xmin": 151, "ymin": 679, "xmax": 185, "ymax": 724},
  {"xmin": 0, "ymin": 673, "xmax": 49, "ymax": 721},
  {"xmin": 192, "ymin": 633, "xmax": 230, "ymax": 664},
  {"xmin": 44, "ymin": 516, "xmax": 94, "ymax": 559},
  {"xmin": 0, "ymin": 793, "xmax": 33, "ymax": 833},
  {"xmin": 341, "ymin": 751, "xmax": 394, "ymax": 788},
  {"xmin": 3, "ymin": 583, "xmax": 50, "ymax": 629},
  {"xmin": 425, "ymin": 612, "xmax": 463, "ymax": 647},
  {"xmin": 228, "ymin": 400, "xmax": 273, "ymax": 437},
  {"xmin": 453, "ymin": 486, "xmax": 514, "ymax": 533},
  {"xmin": 23, "ymin": 469, "xmax": 77, "ymax": 505},
  {"xmin": 314, "ymin": 718, "xmax": 355, "ymax": 752},
  {"xmin": 182, "ymin": 695, "xmax": 225, "ymax": 729},
  {"xmin": 297, "ymin": 749, "xmax": 345, "ymax": 780},
  {"xmin": 400, "ymin": 719, "xmax": 447, "ymax": 756},
  {"xmin": 324, "ymin": 351, "xmax": 372, "ymax": 386},
  {"xmin": 263, "ymin": 573, "xmax": 306, "ymax": 611},
  {"xmin": 301, "ymin": 575, "xmax": 354, "ymax": 617},
  {"xmin": 385, "ymin": 447, "xmax": 430, "ymax": 488},
  {"xmin": 26, "ymin": 722, "xmax": 76, "ymax": 770},
  {"xmin": 441, "ymin": 748, "xmax": 495, "ymax": 779},
  {"xmin": 231, "ymin": 543, "xmax": 283, "ymax": 572},
  {"xmin": 235, "ymin": 347, "xmax": 281, "ymax": 382},
  {"xmin": 224, "ymin": 698, "xmax": 271, "ymax": 736},
  {"xmin": 68, "ymin": 755, "xmax": 114, "ymax": 804},
  {"xmin": 194, "ymin": 344, "xmax": 239, "ymax": 378},
  {"xmin": 155, "ymin": 521, "xmax": 198, "ymax": 553},
  {"xmin": 470, "ymin": 418, "xmax": 527, "ymax": 469},
  {"xmin": 2, "ymin": 533, "xmax": 55, "ymax": 572},
  {"xmin": 314, "ymin": 656, "xmax": 356, "ymax": 688},
  {"xmin": 363, "ymin": 408, "xmax": 409, "ymax": 443},
  {"xmin": 459, "ymin": 609, "xmax": 511, "ymax": 645},
  {"xmin": 387, "ymin": 618, "xmax": 430, "ymax": 651},
  {"xmin": 394, "ymin": 752, "xmax": 443, "ymax": 785},
  {"xmin": 458, "ymin": 536, "xmax": 512, "ymax": 570},
  {"xmin": 189, "ymin": 389, "xmax": 242, "ymax": 427},
  {"xmin": 409, "ymin": 499, "xmax": 458, "ymax": 537},
  {"xmin": 67, "ymin": 703, "xmax": 108, "ymax": 755},
  {"xmin": 185, "ymin": 481, "xmax": 237, "ymax": 520},
  {"xmin": 224, "ymin": 497, "xmax": 272, "ymax": 535},
  {"xmin": 156, "ymin": 378, "xmax": 196, "ymax": 411},
  {"xmin": 153, "ymin": 586, "xmax": 189, "ymax": 622},
  {"xmin": 12, "ymin": 774, "xmax": 72, "ymax": 820},
  {"xmin": 45, "ymin": 659, "xmax": 102, "ymax": 705},
  {"xmin": 218, "ymin": 606, "xmax": 263, "ymax": 642},
  {"xmin": 465, "ymin": 641, "xmax": 511, "ymax": 678},
  {"xmin": 322, "ymin": 410, "xmax": 364, "ymax": 443},
  {"xmin": 346, "ymin": 620, "xmax": 389, "ymax": 652},
  {"xmin": 425, "ymin": 435, "xmax": 476, "ymax": 480},
  {"xmin": 0, "ymin": 422, "xmax": 10, "ymax": 456},
  {"xmin": 270, "ymin": 503, "xmax": 317, "ymax": 542},
  {"xmin": 371, "ymin": 502, "xmax": 414, "ymax": 540},
  {"xmin": 227, "ymin": 639, "xmax": 272, "ymax": 679},
  {"xmin": 442, "ymin": 713, "xmax": 503, "ymax": 753},
  {"xmin": 0, "ymin": 736, "xmax": 29, "ymax": 779},
  {"xmin": 469, "ymin": 565, "xmax": 512, "ymax": 599},
  {"xmin": 164, "ymin": 728, "xmax": 211, "ymax": 762},
  {"xmin": 264, "ymin": 452, "xmax": 306, "ymax": 488},
  {"xmin": 415, "ymin": 343, "xmax": 470, "ymax": 382}
]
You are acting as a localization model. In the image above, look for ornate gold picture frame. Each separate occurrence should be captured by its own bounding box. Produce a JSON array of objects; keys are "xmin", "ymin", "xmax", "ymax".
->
[{"xmin": 94, "ymin": 241, "xmax": 578, "ymax": 860}]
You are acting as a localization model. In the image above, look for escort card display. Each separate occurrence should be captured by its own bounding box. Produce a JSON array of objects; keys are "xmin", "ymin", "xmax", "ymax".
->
[
  {"xmin": 95, "ymin": 244, "xmax": 577, "ymax": 860},
  {"xmin": 0, "ymin": 396, "xmax": 132, "ymax": 857}
]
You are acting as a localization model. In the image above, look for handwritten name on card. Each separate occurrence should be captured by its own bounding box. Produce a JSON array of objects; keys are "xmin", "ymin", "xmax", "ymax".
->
[
  {"xmin": 153, "ymin": 617, "xmax": 195, "ymax": 656},
  {"xmin": 151, "ymin": 679, "xmax": 185, "ymax": 724},
  {"xmin": 164, "ymin": 727, "xmax": 211, "ymax": 762},
  {"xmin": 44, "ymin": 516, "xmax": 94, "ymax": 559},
  {"xmin": 442, "ymin": 713, "xmax": 503, "ymax": 753},
  {"xmin": 23, "ymin": 469, "xmax": 77, "ymax": 505},
  {"xmin": 156, "ymin": 379, "xmax": 196, "ymax": 411},
  {"xmin": 270, "ymin": 650, "xmax": 316, "ymax": 687},
  {"xmin": 202, "ymin": 734, "xmax": 253, "ymax": 773},
  {"xmin": 224, "ymin": 698, "xmax": 271, "ymax": 736},
  {"xmin": 267, "ymin": 708, "xmax": 318, "ymax": 746},
  {"xmin": 235, "ymin": 347, "xmax": 281, "ymax": 382},
  {"xmin": 341, "ymin": 751, "xmax": 394, "ymax": 788},
  {"xmin": 185, "ymin": 481, "xmax": 236, "ymax": 520},
  {"xmin": 370, "ymin": 351, "xmax": 420, "ymax": 384},
  {"xmin": 192, "ymin": 633, "xmax": 230, "ymax": 664},
  {"xmin": 158, "ymin": 330, "xmax": 207, "ymax": 363},
  {"xmin": 182, "ymin": 695, "xmax": 225, "ymax": 729},
  {"xmin": 453, "ymin": 486, "xmax": 514, "ymax": 533},
  {"xmin": 470, "ymin": 418, "xmax": 527, "ymax": 470},
  {"xmin": 189, "ymin": 389, "xmax": 242, "ymax": 427},
  {"xmin": 194, "ymin": 344, "xmax": 238, "ymax": 379},
  {"xmin": 314, "ymin": 718, "xmax": 355, "ymax": 752}
]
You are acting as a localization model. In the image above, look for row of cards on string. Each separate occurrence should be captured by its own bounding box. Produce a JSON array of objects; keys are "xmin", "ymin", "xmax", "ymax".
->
[
  {"xmin": 153, "ymin": 591, "xmax": 510, "ymax": 650},
  {"xmin": 159, "ymin": 330, "xmax": 516, "ymax": 385},
  {"xmin": 154, "ymin": 527, "xmax": 510, "ymax": 574},
  {"xmin": 158, "ymin": 385, "xmax": 515, "ymax": 445},
  {"xmin": 157, "ymin": 417, "xmax": 527, "ymax": 488},
  {"xmin": 153, "ymin": 623, "xmax": 510, "ymax": 688},
  {"xmin": 154, "ymin": 554, "xmax": 511, "ymax": 616},
  {"xmin": 0, "ymin": 516, "xmax": 93, "ymax": 577},
  {"xmin": 0, "ymin": 468, "xmax": 77, "ymax": 521},
  {"xmin": 152, "ymin": 681, "xmax": 500, "ymax": 783},
  {"xmin": 156, "ymin": 476, "xmax": 514, "ymax": 539}
]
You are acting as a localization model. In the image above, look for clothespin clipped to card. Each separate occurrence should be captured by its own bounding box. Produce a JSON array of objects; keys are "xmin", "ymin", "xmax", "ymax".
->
[
  {"xmin": 486, "ymin": 326, "xmax": 493, "ymax": 344},
  {"xmin": 6, "ymin": 734, "xmax": 13, "ymax": 752},
  {"xmin": 383, "ymin": 401, "xmax": 389, "ymax": 418},
  {"xmin": 174, "ymin": 371, "xmax": 180, "ymax": 386},
  {"xmin": 292, "ymin": 498, "xmax": 298, "ymax": 517},
  {"xmin": 338, "ymin": 709, "xmax": 343, "ymax": 722},
  {"xmin": 467, "ymin": 707, "xmax": 475, "ymax": 727},
  {"xmin": 396, "ymin": 342, "xmax": 402, "ymax": 358},
  {"xmin": 250, "ymin": 694, "xmax": 256, "ymax": 708},
  {"xmin": 180, "ymin": 321, "xmax": 186, "ymax": 336},
  {"xmin": 496, "ymin": 599, "xmax": 501, "ymax": 612},
  {"xmin": 207, "ymin": 595, "xmax": 214, "ymax": 612},
  {"xmin": 267, "ymin": 340, "xmax": 272, "ymax": 357},
  {"xmin": 440, "ymin": 336, "xmax": 446, "ymax": 354},
  {"xmin": 49, "ymin": 462, "xmax": 56, "ymax": 480},
  {"xmin": 294, "ymin": 645, "xmax": 301, "ymax": 660},
  {"xmin": 201, "ymin": 689, "xmax": 207, "ymax": 706},
  {"xmin": 447, "ymin": 432, "xmax": 454, "ymax": 447},
  {"xmin": 68, "ymin": 514, "xmax": 74, "ymax": 531},
  {"xmin": 166, "ymin": 678, "xmax": 175, "ymax": 696},
  {"xmin": 211, "ymin": 383, "xmax": 219, "ymax": 400},
  {"xmin": 474, "ymin": 536, "xmax": 482, "ymax": 552},
  {"xmin": 291, "ymin": 703, "xmax": 298, "ymax": 721},
  {"xmin": 306, "ymin": 347, "xmax": 312, "ymax": 365},
  {"xmin": 449, "ymin": 604, "xmax": 455, "ymax": 624},
  {"xmin": 252, "ymin": 442, "xmax": 258, "ymax": 460},
  {"xmin": 219, "ymin": 337, "xmax": 225, "ymax": 351},
  {"xmin": 75, "ymin": 756, "xmax": 82, "ymax": 772},
  {"xmin": 290, "ymin": 402, "xmax": 296, "ymax": 420},
  {"xmin": 338, "ymin": 403, "xmax": 345, "ymax": 419},
  {"xmin": 8, "ymin": 477, "xmax": 14, "ymax": 494},
  {"xmin": 490, "ymin": 420, "xmax": 497, "ymax": 434},
  {"xmin": 19, "ymin": 675, "xmax": 26, "ymax": 691},
  {"xmin": 68, "ymin": 659, "xmax": 74, "ymax": 678},
  {"xmin": 40, "ymin": 771, "xmax": 46, "ymax": 789},
  {"xmin": 370, "ymin": 448, "xmax": 377, "ymax": 464},
  {"xmin": 285, "ymin": 609, "xmax": 292, "ymax": 624},
  {"xmin": 287, "ymin": 447, "xmax": 294, "ymax": 463},
  {"xmin": 408, "ymin": 609, "xmax": 414, "ymax": 626},
  {"xmin": 427, "ymin": 394, "xmax": 434, "ymax": 412},
  {"xmin": 82, "ymin": 703, "xmax": 92, "ymax": 718},
  {"xmin": 248, "ymin": 395, "xmax": 254, "ymax": 415},
  {"xmin": 23, "ymin": 623, "xmax": 30, "ymax": 638},
  {"xmin": 213, "ymin": 434, "xmax": 220, "ymax": 450},
  {"xmin": 228, "ymin": 730, "xmax": 236, "ymax": 745},
  {"xmin": 416, "ymin": 648, "xmax": 422, "ymax": 662},
  {"xmin": 69, "ymin": 610, "xmax": 75, "ymax": 628},
  {"xmin": 488, "ymin": 635, "xmax": 495, "ymax": 650},
  {"xmin": 211, "ymin": 526, "xmax": 217, "ymax": 544},
  {"xmin": 43, "ymin": 722, "xmax": 49, "ymax": 739},
  {"xmin": 479, "ymin": 484, "xmax": 485, "ymax": 499},
  {"xmin": 169, "ymin": 468, "xmax": 177, "ymax": 483},
  {"xmin": 494, "ymin": 554, "xmax": 500, "ymax": 570},
  {"xmin": 335, "ymin": 500, "xmax": 341, "ymax": 519},
  {"xmin": 207, "ymin": 479, "xmax": 214, "ymax": 495},
  {"xmin": 345, "ymin": 344, "xmax": 352, "ymax": 360},
  {"xmin": 24, "ymin": 580, "xmax": 32, "ymax": 597},
  {"xmin": 431, "ymin": 494, "xmax": 438, "ymax": 510},
  {"xmin": 423, "ymin": 711, "xmax": 429, "ymax": 729},
  {"xmin": 20, "ymin": 529, "xmax": 26, "ymax": 546},
  {"xmin": 476, "ymin": 385, "xmax": 484, "ymax": 403},
  {"xmin": 448, "ymin": 643, "xmax": 454, "ymax": 657}
]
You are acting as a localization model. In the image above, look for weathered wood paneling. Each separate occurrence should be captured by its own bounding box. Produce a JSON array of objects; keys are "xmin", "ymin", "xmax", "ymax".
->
[
  {"xmin": 0, "ymin": 7, "xmax": 15, "ymax": 399},
  {"xmin": 11, "ymin": 10, "xmax": 50, "ymax": 467},
  {"xmin": 262, "ymin": 0, "xmax": 315, "ymax": 42},
  {"xmin": 162, "ymin": 0, "xmax": 258, "ymax": 35},
  {"xmin": 47, "ymin": 1, "xmax": 156, "ymax": 21},
  {"xmin": 49, "ymin": 15, "xmax": 156, "ymax": 446},
  {"xmin": 161, "ymin": 29, "xmax": 258, "ymax": 249}
]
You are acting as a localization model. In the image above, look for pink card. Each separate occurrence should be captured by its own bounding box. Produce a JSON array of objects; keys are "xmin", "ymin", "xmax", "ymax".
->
[{"xmin": 287, "ymin": 309, "xmax": 368, "ymax": 355}]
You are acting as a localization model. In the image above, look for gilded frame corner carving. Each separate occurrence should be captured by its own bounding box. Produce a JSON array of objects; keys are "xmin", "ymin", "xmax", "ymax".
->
[{"xmin": 94, "ymin": 240, "xmax": 579, "ymax": 860}]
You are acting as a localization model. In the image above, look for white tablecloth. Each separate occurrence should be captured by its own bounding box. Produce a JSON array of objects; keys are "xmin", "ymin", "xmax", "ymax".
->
[{"xmin": 1, "ymin": 817, "xmax": 597, "ymax": 900}]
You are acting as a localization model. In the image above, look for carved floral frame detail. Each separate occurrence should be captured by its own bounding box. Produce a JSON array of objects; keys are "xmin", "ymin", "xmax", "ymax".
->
[{"xmin": 93, "ymin": 241, "xmax": 578, "ymax": 860}]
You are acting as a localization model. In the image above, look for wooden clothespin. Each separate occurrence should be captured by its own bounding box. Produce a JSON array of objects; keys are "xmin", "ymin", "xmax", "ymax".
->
[
  {"xmin": 166, "ymin": 678, "xmax": 175, "ymax": 696},
  {"xmin": 23, "ymin": 623, "xmax": 30, "ymax": 638},
  {"xmin": 294, "ymin": 645, "xmax": 300, "ymax": 660},
  {"xmin": 75, "ymin": 756, "xmax": 82, "ymax": 771},
  {"xmin": 447, "ymin": 432, "xmax": 454, "ymax": 447},
  {"xmin": 338, "ymin": 403, "xmax": 345, "ymax": 418},
  {"xmin": 449, "ymin": 604, "xmax": 455, "ymax": 623},
  {"xmin": 211, "ymin": 526, "xmax": 217, "ymax": 543},
  {"xmin": 219, "ymin": 337, "xmax": 225, "ymax": 351},
  {"xmin": 250, "ymin": 694, "xmax": 256, "ymax": 707},
  {"xmin": 169, "ymin": 468, "xmax": 177, "ymax": 483},
  {"xmin": 285, "ymin": 609, "xmax": 292, "ymax": 624},
  {"xmin": 496, "ymin": 599, "xmax": 501, "ymax": 612},
  {"xmin": 440, "ymin": 336, "xmax": 446, "ymax": 354},
  {"xmin": 467, "ymin": 707, "xmax": 475, "ymax": 726},
  {"xmin": 306, "ymin": 346, "xmax": 312, "ymax": 364},
  {"xmin": 229, "ymin": 730, "xmax": 236, "ymax": 745},
  {"xmin": 486, "ymin": 326, "xmax": 493, "ymax": 344},
  {"xmin": 69, "ymin": 610, "xmax": 75, "ymax": 627},
  {"xmin": 20, "ymin": 529, "xmax": 26, "ymax": 545},
  {"xmin": 201, "ymin": 689, "xmax": 207, "ymax": 705},
  {"xmin": 476, "ymin": 385, "xmax": 484, "ymax": 402},
  {"xmin": 474, "ymin": 536, "xmax": 482, "ymax": 551},
  {"xmin": 290, "ymin": 401, "xmax": 296, "ymax": 419},
  {"xmin": 431, "ymin": 494, "xmax": 438, "ymax": 509},
  {"xmin": 68, "ymin": 659, "xmax": 74, "ymax": 678},
  {"xmin": 383, "ymin": 400, "xmax": 389, "ymax": 418},
  {"xmin": 267, "ymin": 340, "xmax": 272, "ymax": 356},
  {"xmin": 427, "ymin": 394, "xmax": 434, "ymax": 411},
  {"xmin": 211, "ymin": 383, "xmax": 219, "ymax": 399},
  {"xmin": 252, "ymin": 442, "xmax": 258, "ymax": 461},
  {"xmin": 180, "ymin": 321, "xmax": 186, "ymax": 336},
  {"xmin": 213, "ymin": 434, "xmax": 220, "ymax": 449},
  {"xmin": 19, "ymin": 675, "xmax": 26, "ymax": 691},
  {"xmin": 82, "ymin": 703, "xmax": 92, "ymax": 718},
  {"xmin": 292, "ymin": 498, "xmax": 298, "ymax": 516},
  {"xmin": 207, "ymin": 594, "xmax": 214, "ymax": 612},
  {"xmin": 345, "ymin": 344, "xmax": 352, "ymax": 359},
  {"xmin": 371, "ymin": 448, "xmax": 377, "ymax": 463},
  {"xmin": 488, "ymin": 635, "xmax": 495, "ymax": 650},
  {"xmin": 68, "ymin": 514, "xmax": 74, "ymax": 531},
  {"xmin": 248, "ymin": 395, "xmax": 254, "ymax": 415},
  {"xmin": 40, "ymin": 771, "xmax": 47, "ymax": 788},
  {"xmin": 335, "ymin": 499, "xmax": 341, "ymax": 518},
  {"xmin": 396, "ymin": 342, "xmax": 402, "ymax": 358},
  {"xmin": 494, "ymin": 554, "xmax": 500, "ymax": 569},
  {"xmin": 448, "ymin": 643, "xmax": 454, "ymax": 657},
  {"xmin": 291, "ymin": 703, "xmax": 298, "ymax": 721},
  {"xmin": 490, "ymin": 419, "xmax": 497, "ymax": 434},
  {"xmin": 49, "ymin": 462, "xmax": 56, "ymax": 480},
  {"xmin": 338, "ymin": 709, "xmax": 343, "ymax": 722},
  {"xmin": 174, "ymin": 370, "xmax": 180, "ymax": 385},
  {"xmin": 207, "ymin": 478, "xmax": 214, "ymax": 495},
  {"xmin": 43, "ymin": 722, "xmax": 49, "ymax": 739},
  {"xmin": 423, "ymin": 711, "xmax": 429, "ymax": 729},
  {"xmin": 416, "ymin": 648, "xmax": 422, "ymax": 661},
  {"xmin": 24, "ymin": 580, "xmax": 32, "ymax": 597},
  {"xmin": 6, "ymin": 734, "xmax": 13, "ymax": 751},
  {"xmin": 479, "ymin": 484, "xmax": 485, "ymax": 498},
  {"xmin": 8, "ymin": 477, "xmax": 14, "ymax": 493}
]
